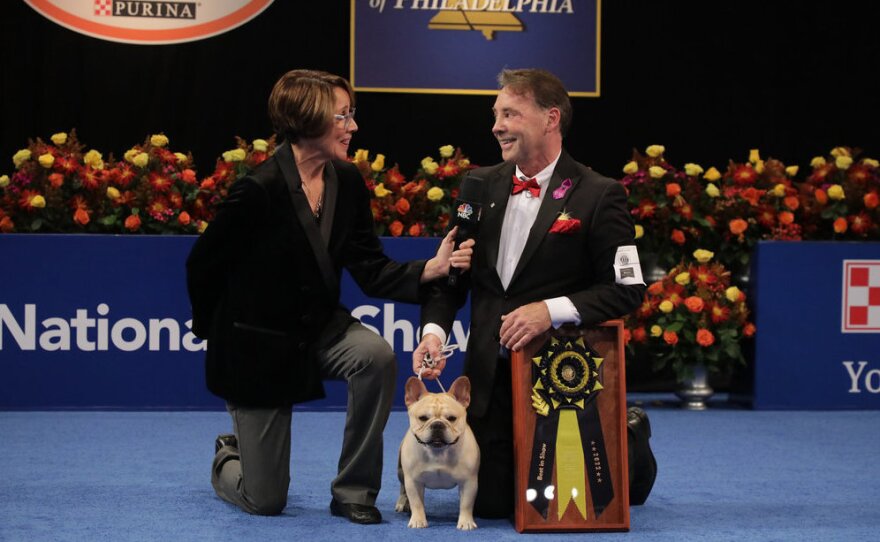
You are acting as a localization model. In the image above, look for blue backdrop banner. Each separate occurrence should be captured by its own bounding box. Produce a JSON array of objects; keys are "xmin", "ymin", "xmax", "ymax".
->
[
  {"xmin": 752, "ymin": 241, "xmax": 880, "ymax": 409},
  {"xmin": 351, "ymin": 0, "xmax": 600, "ymax": 95},
  {"xmin": 0, "ymin": 235, "xmax": 469, "ymax": 410}
]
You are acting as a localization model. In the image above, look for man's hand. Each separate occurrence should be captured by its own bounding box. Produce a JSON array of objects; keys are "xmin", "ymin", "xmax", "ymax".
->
[
  {"xmin": 500, "ymin": 302, "xmax": 552, "ymax": 351},
  {"xmin": 412, "ymin": 333, "xmax": 446, "ymax": 379},
  {"xmin": 420, "ymin": 226, "xmax": 476, "ymax": 283}
]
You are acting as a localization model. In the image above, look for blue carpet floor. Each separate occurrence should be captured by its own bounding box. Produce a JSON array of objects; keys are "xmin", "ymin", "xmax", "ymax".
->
[{"xmin": 2, "ymin": 398, "xmax": 879, "ymax": 541}]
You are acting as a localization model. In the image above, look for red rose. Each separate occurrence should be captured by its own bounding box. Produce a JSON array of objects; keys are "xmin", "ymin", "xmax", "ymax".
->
[
  {"xmin": 696, "ymin": 329, "xmax": 715, "ymax": 347},
  {"xmin": 73, "ymin": 208, "xmax": 90, "ymax": 226},
  {"xmin": 389, "ymin": 220, "xmax": 403, "ymax": 237},
  {"xmin": 663, "ymin": 330, "xmax": 678, "ymax": 345},
  {"xmin": 178, "ymin": 211, "xmax": 191, "ymax": 226},
  {"xmin": 125, "ymin": 214, "xmax": 141, "ymax": 231},
  {"xmin": 671, "ymin": 229, "xmax": 686, "ymax": 244}
]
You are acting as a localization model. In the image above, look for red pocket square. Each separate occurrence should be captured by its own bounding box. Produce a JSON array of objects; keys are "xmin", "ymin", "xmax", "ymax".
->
[{"xmin": 549, "ymin": 217, "xmax": 581, "ymax": 234}]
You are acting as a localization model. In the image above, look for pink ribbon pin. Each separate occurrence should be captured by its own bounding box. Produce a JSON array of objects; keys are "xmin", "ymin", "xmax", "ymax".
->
[{"xmin": 552, "ymin": 178, "xmax": 572, "ymax": 200}]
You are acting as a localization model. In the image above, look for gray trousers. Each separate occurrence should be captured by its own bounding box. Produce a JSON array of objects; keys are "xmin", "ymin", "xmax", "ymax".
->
[{"xmin": 211, "ymin": 320, "xmax": 397, "ymax": 515}]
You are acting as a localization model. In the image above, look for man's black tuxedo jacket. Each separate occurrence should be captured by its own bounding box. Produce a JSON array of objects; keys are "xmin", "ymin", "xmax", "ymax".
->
[
  {"xmin": 186, "ymin": 143, "xmax": 425, "ymax": 407},
  {"xmin": 422, "ymin": 151, "xmax": 646, "ymax": 417}
]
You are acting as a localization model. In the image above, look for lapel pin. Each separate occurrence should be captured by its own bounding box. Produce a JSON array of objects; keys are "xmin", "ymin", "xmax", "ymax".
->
[{"xmin": 552, "ymin": 178, "xmax": 572, "ymax": 200}]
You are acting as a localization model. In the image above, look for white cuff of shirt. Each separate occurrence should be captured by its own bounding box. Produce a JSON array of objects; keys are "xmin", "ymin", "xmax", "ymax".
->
[
  {"xmin": 421, "ymin": 323, "xmax": 447, "ymax": 346},
  {"xmin": 544, "ymin": 297, "xmax": 581, "ymax": 329}
]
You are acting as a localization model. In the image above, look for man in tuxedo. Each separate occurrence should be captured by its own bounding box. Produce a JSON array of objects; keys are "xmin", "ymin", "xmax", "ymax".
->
[{"xmin": 414, "ymin": 68, "xmax": 657, "ymax": 518}]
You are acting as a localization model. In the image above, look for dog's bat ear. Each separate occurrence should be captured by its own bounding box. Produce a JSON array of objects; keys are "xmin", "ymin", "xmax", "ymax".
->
[
  {"xmin": 448, "ymin": 376, "xmax": 471, "ymax": 409},
  {"xmin": 405, "ymin": 376, "xmax": 428, "ymax": 407}
]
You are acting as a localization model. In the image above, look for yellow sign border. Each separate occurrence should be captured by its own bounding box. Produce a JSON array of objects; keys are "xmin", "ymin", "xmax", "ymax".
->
[{"xmin": 349, "ymin": 0, "xmax": 601, "ymax": 97}]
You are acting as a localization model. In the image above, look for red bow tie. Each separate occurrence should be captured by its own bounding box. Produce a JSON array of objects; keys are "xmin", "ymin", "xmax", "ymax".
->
[{"xmin": 511, "ymin": 175, "xmax": 541, "ymax": 197}]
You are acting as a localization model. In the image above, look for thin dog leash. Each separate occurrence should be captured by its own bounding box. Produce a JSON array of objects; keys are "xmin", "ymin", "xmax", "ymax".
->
[{"xmin": 417, "ymin": 340, "xmax": 459, "ymax": 393}]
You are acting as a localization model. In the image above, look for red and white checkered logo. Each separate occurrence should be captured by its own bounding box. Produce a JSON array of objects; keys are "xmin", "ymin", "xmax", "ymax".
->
[
  {"xmin": 94, "ymin": 0, "xmax": 112, "ymax": 16},
  {"xmin": 842, "ymin": 260, "xmax": 880, "ymax": 332}
]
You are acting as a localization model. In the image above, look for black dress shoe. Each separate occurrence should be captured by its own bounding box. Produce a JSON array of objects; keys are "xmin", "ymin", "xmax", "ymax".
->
[
  {"xmin": 627, "ymin": 406, "xmax": 657, "ymax": 506},
  {"xmin": 330, "ymin": 499, "xmax": 382, "ymax": 524},
  {"xmin": 214, "ymin": 433, "xmax": 237, "ymax": 454}
]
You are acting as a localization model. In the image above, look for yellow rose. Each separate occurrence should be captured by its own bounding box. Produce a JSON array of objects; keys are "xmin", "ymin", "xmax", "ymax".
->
[
  {"xmin": 124, "ymin": 148, "xmax": 139, "ymax": 163},
  {"xmin": 659, "ymin": 300, "xmax": 674, "ymax": 313},
  {"xmin": 650, "ymin": 325, "xmax": 663, "ymax": 337},
  {"xmin": 421, "ymin": 157, "xmax": 438, "ymax": 175},
  {"xmin": 675, "ymin": 272, "xmax": 690, "ymax": 285},
  {"xmin": 693, "ymin": 249, "xmax": 714, "ymax": 263},
  {"xmin": 353, "ymin": 149, "xmax": 369, "ymax": 163},
  {"xmin": 0, "ymin": 174, "xmax": 10, "ymax": 188},
  {"xmin": 810, "ymin": 156, "xmax": 826, "ymax": 168},
  {"xmin": 622, "ymin": 161, "xmax": 638, "ymax": 175},
  {"xmin": 863, "ymin": 158, "xmax": 879, "ymax": 168},
  {"xmin": 133, "ymin": 152, "xmax": 150, "ymax": 168},
  {"xmin": 31, "ymin": 194, "xmax": 46, "ymax": 208},
  {"xmin": 835, "ymin": 155, "xmax": 853, "ymax": 170},
  {"xmin": 13, "ymin": 149, "xmax": 32, "ymax": 168},
  {"xmin": 754, "ymin": 160, "xmax": 765, "ymax": 174},
  {"xmin": 785, "ymin": 165, "xmax": 799, "ymax": 176},
  {"xmin": 374, "ymin": 183, "xmax": 391, "ymax": 198},
  {"xmin": 50, "ymin": 132, "xmax": 68, "ymax": 145},
  {"xmin": 38, "ymin": 153, "xmax": 55, "ymax": 168},
  {"xmin": 634, "ymin": 224, "xmax": 644, "ymax": 239},
  {"xmin": 458, "ymin": 158, "xmax": 470, "ymax": 167},
  {"xmin": 648, "ymin": 166, "xmax": 665, "ymax": 179},
  {"xmin": 646, "ymin": 144, "xmax": 665, "ymax": 158},
  {"xmin": 150, "ymin": 134, "xmax": 169, "ymax": 148},
  {"xmin": 725, "ymin": 286, "xmax": 742, "ymax": 303},
  {"xmin": 705, "ymin": 183, "xmax": 720, "ymax": 198},
  {"xmin": 772, "ymin": 183, "xmax": 787, "ymax": 197},
  {"xmin": 427, "ymin": 186, "xmax": 444, "ymax": 202},
  {"xmin": 439, "ymin": 145, "xmax": 454, "ymax": 158},
  {"xmin": 830, "ymin": 147, "xmax": 850, "ymax": 158},
  {"xmin": 703, "ymin": 167, "xmax": 721, "ymax": 182},
  {"xmin": 252, "ymin": 139, "xmax": 268, "ymax": 152},
  {"xmin": 174, "ymin": 152, "xmax": 188, "ymax": 164},
  {"xmin": 827, "ymin": 184, "xmax": 845, "ymax": 200},
  {"xmin": 107, "ymin": 187, "xmax": 121, "ymax": 200},
  {"xmin": 370, "ymin": 154, "xmax": 385, "ymax": 172},
  {"xmin": 198, "ymin": 220, "xmax": 208, "ymax": 234},
  {"xmin": 684, "ymin": 163, "xmax": 704, "ymax": 176},
  {"xmin": 748, "ymin": 149, "xmax": 761, "ymax": 164},
  {"xmin": 83, "ymin": 149, "xmax": 103, "ymax": 169},
  {"xmin": 222, "ymin": 149, "xmax": 246, "ymax": 162}
]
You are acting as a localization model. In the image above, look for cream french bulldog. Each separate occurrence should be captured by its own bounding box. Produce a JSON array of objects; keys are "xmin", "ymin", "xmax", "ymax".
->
[{"xmin": 395, "ymin": 376, "xmax": 480, "ymax": 530}]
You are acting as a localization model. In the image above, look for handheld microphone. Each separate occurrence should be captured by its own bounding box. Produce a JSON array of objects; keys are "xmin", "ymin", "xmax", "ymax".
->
[{"xmin": 447, "ymin": 175, "xmax": 485, "ymax": 286}]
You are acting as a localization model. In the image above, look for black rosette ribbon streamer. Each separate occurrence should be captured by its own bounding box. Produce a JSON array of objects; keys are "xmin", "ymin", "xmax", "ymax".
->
[{"xmin": 526, "ymin": 337, "xmax": 613, "ymax": 520}]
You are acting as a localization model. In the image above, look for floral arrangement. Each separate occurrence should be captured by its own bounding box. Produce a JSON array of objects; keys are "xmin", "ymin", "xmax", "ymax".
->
[
  {"xmin": 625, "ymin": 249, "xmax": 755, "ymax": 381},
  {"xmin": 0, "ymin": 131, "xmax": 254, "ymax": 234},
  {"xmin": 353, "ymin": 144, "xmax": 476, "ymax": 237},
  {"xmin": 798, "ymin": 147, "xmax": 879, "ymax": 239}
]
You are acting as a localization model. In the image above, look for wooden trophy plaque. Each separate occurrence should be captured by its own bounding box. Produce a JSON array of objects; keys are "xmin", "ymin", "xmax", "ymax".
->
[{"xmin": 511, "ymin": 321, "xmax": 629, "ymax": 532}]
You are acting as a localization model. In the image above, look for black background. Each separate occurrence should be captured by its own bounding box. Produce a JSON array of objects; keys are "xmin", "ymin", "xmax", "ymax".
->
[{"xmin": 2, "ymin": 1, "xmax": 879, "ymax": 179}]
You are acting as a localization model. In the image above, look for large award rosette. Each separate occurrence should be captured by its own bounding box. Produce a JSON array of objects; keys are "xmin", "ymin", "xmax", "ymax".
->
[{"xmin": 526, "ymin": 336, "xmax": 613, "ymax": 520}]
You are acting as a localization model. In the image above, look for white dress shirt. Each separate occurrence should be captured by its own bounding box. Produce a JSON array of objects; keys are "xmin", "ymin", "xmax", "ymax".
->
[{"xmin": 422, "ymin": 153, "xmax": 581, "ymax": 346}]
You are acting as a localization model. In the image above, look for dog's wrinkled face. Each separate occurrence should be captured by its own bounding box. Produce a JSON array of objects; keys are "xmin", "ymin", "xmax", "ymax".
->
[{"xmin": 405, "ymin": 377, "xmax": 471, "ymax": 449}]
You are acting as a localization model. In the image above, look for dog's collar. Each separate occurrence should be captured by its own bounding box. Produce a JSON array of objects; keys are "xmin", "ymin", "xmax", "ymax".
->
[{"xmin": 412, "ymin": 430, "xmax": 460, "ymax": 448}]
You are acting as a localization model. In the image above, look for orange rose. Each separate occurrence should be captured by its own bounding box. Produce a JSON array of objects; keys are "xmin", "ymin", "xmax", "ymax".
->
[
  {"xmin": 647, "ymin": 281, "xmax": 664, "ymax": 296},
  {"xmin": 783, "ymin": 196, "xmax": 800, "ymax": 210},
  {"xmin": 671, "ymin": 229, "xmax": 686, "ymax": 245},
  {"xmin": 389, "ymin": 220, "xmax": 404, "ymax": 237},
  {"xmin": 814, "ymin": 188, "xmax": 828, "ymax": 205},
  {"xmin": 666, "ymin": 183, "xmax": 681, "ymax": 197},
  {"xmin": 743, "ymin": 322, "xmax": 756, "ymax": 337},
  {"xmin": 48, "ymin": 173, "xmax": 64, "ymax": 188},
  {"xmin": 181, "ymin": 169, "xmax": 197, "ymax": 184},
  {"xmin": 73, "ymin": 208, "xmax": 90, "ymax": 226},
  {"xmin": 395, "ymin": 198, "xmax": 411, "ymax": 215},
  {"xmin": 864, "ymin": 192, "xmax": 879, "ymax": 209},
  {"xmin": 729, "ymin": 218, "xmax": 748, "ymax": 235},
  {"xmin": 408, "ymin": 223, "xmax": 421, "ymax": 236},
  {"xmin": 778, "ymin": 211, "xmax": 795, "ymax": 225},
  {"xmin": 684, "ymin": 296, "xmax": 705, "ymax": 313},
  {"xmin": 833, "ymin": 217, "xmax": 848, "ymax": 233},
  {"xmin": 124, "ymin": 214, "xmax": 141, "ymax": 231},
  {"xmin": 0, "ymin": 215, "xmax": 13, "ymax": 233},
  {"xmin": 663, "ymin": 330, "xmax": 678, "ymax": 345},
  {"xmin": 632, "ymin": 327, "xmax": 647, "ymax": 342},
  {"xmin": 696, "ymin": 329, "xmax": 715, "ymax": 347},
  {"xmin": 178, "ymin": 211, "xmax": 191, "ymax": 226},
  {"xmin": 200, "ymin": 178, "xmax": 215, "ymax": 190}
]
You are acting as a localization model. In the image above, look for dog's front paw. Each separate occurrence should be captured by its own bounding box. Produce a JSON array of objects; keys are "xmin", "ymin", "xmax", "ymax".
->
[
  {"xmin": 408, "ymin": 516, "xmax": 428, "ymax": 529},
  {"xmin": 394, "ymin": 494, "xmax": 410, "ymax": 514},
  {"xmin": 457, "ymin": 516, "xmax": 477, "ymax": 530}
]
